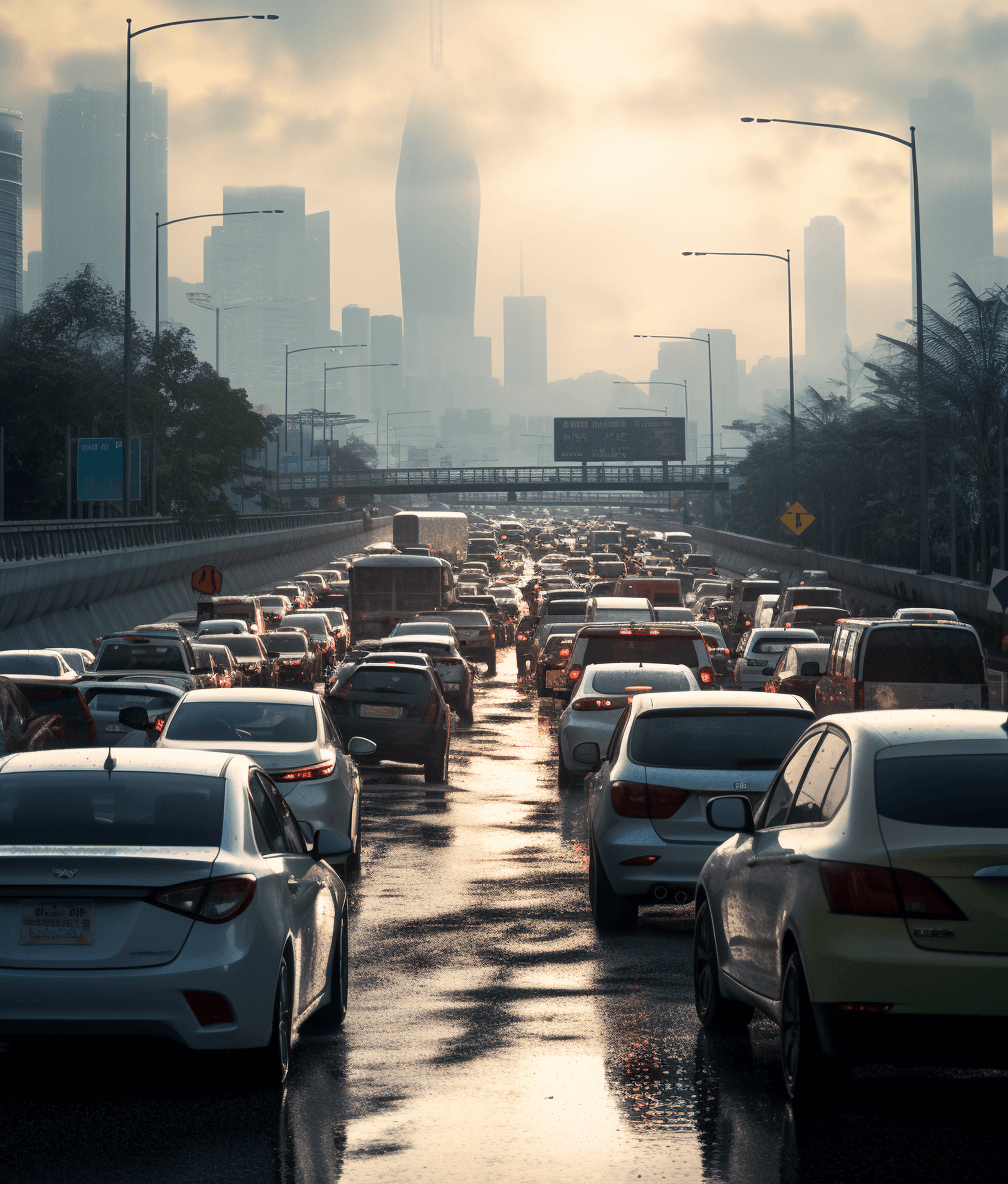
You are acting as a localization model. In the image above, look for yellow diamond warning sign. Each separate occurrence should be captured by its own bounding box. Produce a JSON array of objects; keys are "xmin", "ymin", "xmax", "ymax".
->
[{"xmin": 780, "ymin": 502, "xmax": 815, "ymax": 537}]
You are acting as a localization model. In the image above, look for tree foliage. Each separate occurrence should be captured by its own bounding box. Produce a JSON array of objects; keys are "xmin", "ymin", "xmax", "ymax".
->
[{"xmin": 0, "ymin": 266, "xmax": 270, "ymax": 523}]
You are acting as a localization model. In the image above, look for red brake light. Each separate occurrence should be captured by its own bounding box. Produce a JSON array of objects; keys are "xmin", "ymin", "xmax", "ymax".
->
[
  {"xmin": 558, "ymin": 648, "xmax": 570, "ymax": 658},
  {"xmin": 568, "ymin": 667, "xmax": 581, "ymax": 680},
  {"xmin": 647, "ymin": 786, "xmax": 688, "ymax": 819},
  {"xmin": 571, "ymin": 696, "xmax": 628, "ymax": 711},
  {"xmin": 422, "ymin": 690, "xmax": 439, "ymax": 725},
  {"xmin": 610, "ymin": 780, "xmax": 649, "ymax": 818},
  {"xmin": 275, "ymin": 759, "xmax": 336, "ymax": 781},
  {"xmin": 698, "ymin": 667, "xmax": 713, "ymax": 684},
  {"xmin": 183, "ymin": 991, "xmax": 234, "ymax": 1027},
  {"xmin": 152, "ymin": 875, "xmax": 256, "ymax": 924},
  {"xmin": 819, "ymin": 862, "xmax": 900, "ymax": 916},
  {"xmin": 893, "ymin": 869, "xmax": 964, "ymax": 918}
]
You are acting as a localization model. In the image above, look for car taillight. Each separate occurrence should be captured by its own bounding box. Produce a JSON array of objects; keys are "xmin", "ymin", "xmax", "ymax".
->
[
  {"xmin": 517, "ymin": 633, "xmax": 528, "ymax": 641},
  {"xmin": 568, "ymin": 667, "xmax": 581, "ymax": 681},
  {"xmin": 619, "ymin": 855, "xmax": 660, "ymax": 866},
  {"xmin": 611, "ymin": 781, "xmax": 687, "ymax": 820},
  {"xmin": 818, "ymin": 862, "xmax": 901, "ymax": 917},
  {"xmin": 855, "ymin": 681, "xmax": 864, "ymax": 709},
  {"xmin": 275, "ymin": 759, "xmax": 336, "ymax": 781},
  {"xmin": 893, "ymin": 869, "xmax": 965, "ymax": 918},
  {"xmin": 572, "ymin": 696, "xmax": 628, "ymax": 711},
  {"xmin": 765, "ymin": 682, "xmax": 776, "ymax": 693},
  {"xmin": 557, "ymin": 648, "xmax": 570, "ymax": 659},
  {"xmin": 422, "ymin": 691, "xmax": 439, "ymax": 725},
  {"xmin": 153, "ymin": 714, "xmax": 168, "ymax": 732},
  {"xmin": 151, "ymin": 875, "xmax": 256, "ymax": 924},
  {"xmin": 698, "ymin": 667, "xmax": 714, "ymax": 684}
]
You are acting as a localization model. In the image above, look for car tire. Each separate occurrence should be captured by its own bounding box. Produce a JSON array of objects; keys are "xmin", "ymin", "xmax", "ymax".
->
[
  {"xmin": 316, "ymin": 906, "xmax": 349, "ymax": 1029},
  {"xmin": 588, "ymin": 825, "xmax": 637, "ymax": 931},
  {"xmin": 557, "ymin": 743, "xmax": 572, "ymax": 788},
  {"xmin": 693, "ymin": 900, "xmax": 753, "ymax": 1031},
  {"xmin": 780, "ymin": 950, "xmax": 826, "ymax": 1104},
  {"xmin": 461, "ymin": 688, "xmax": 474, "ymax": 724},
  {"xmin": 487, "ymin": 655, "xmax": 497, "ymax": 677},
  {"xmin": 425, "ymin": 736, "xmax": 449, "ymax": 783},
  {"xmin": 536, "ymin": 667, "xmax": 547, "ymax": 697},
  {"xmin": 252, "ymin": 955, "xmax": 293, "ymax": 1087}
]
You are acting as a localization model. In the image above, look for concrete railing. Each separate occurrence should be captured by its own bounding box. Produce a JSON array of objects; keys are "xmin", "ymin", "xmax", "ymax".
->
[{"xmin": 684, "ymin": 525, "xmax": 994, "ymax": 623}]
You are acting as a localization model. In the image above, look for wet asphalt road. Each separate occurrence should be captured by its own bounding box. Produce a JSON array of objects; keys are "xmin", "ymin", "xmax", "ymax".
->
[{"xmin": 1, "ymin": 648, "xmax": 1006, "ymax": 1183}]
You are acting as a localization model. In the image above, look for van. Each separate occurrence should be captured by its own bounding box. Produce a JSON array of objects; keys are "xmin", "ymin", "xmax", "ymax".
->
[
  {"xmin": 729, "ymin": 579, "xmax": 781, "ymax": 639},
  {"xmin": 771, "ymin": 585, "xmax": 845, "ymax": 624},
  {"xmin": 684, "ymin": 552, "xmax": 716, "ymax": 574},
  {"xmin": 814, "ymin": 619, "xmax": 988, "ymax": 716},
  {"xmin": 194, "ymin": 595, "xmax": 265, "ymax": 635},
  {"xmin": 613, "ymin": 577, "xmax": 683, "ymax": 607}
]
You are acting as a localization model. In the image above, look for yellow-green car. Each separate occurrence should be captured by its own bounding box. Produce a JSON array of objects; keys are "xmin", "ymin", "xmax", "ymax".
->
[{"xmin": 694, "ymin": 710, "xmax": 1008, "ymax": 1103}]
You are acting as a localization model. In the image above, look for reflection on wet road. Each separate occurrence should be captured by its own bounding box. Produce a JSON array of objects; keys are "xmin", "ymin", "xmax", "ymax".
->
[{"xmin": 1, "ymin": 650, "xmax": 1005, "ymax": 1182}]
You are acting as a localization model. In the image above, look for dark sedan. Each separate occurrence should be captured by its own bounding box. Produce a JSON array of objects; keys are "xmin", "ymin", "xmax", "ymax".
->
[
  {"xmin": 764, "ymin": 643, "xmax": 831, "ymax": 708},
  {"xmin": 220, "ymin": 634, "xmax": 280, "ymax": 688},
  {"xmin": 328, "ymin": 663, "xmax": 450, "ymax": 782},
  {"xmin": 263, "ymin": 629, "xmax": 319, "ymax": 686}
]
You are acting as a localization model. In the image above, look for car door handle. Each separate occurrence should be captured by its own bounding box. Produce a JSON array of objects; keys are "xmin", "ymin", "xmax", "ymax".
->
[
  {"xmin": 786, "ymin": 854, "xmax": 807, "ymax": 865},
  {"xmin": 287, "ymin": 875, "xmax": 299, "ymax": 896}
]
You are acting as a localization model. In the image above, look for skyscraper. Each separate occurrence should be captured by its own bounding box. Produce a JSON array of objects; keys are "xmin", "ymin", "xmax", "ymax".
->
[
  {"xmin": 0, "ymin": 107, "xmax": 22, "ymax": 317},
  {"xmin": 341, "ymin": 305, "xmax": 370, "ymax": 415},
  {"xmin": 41, "ymin": 83, "xmax": 166, "ymax": 327},
  {"xmin": 395, "ymin": 78, "xmax": 480, "ymax": 384},
  {"xmin": 503, "ymin": 295, "xmax": 547, "ymax": 396},
  {"xmin": 202, "ymin": 186, "xmax": 331, "ymax": 412},
  {"xmin": 804, "ymin": 215, "xmax": 847, "ymax": 372},
  {"xmin": 910, "ymin": 81, "xmax": 995, "ymax": 316}
]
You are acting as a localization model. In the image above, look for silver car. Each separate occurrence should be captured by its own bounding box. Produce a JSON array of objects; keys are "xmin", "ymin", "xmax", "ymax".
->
[{"xmin": 157, "ymin": 690, "xmax": 373, "ymax": 868}]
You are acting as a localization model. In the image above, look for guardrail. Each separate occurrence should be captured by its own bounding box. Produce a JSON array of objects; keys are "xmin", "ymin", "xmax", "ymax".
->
[
  {"xmin": 0, "ymin": 509, "xmax": 360, "ymax": 564},
  {"xmin": 276, "ymin": 463, "xmax": 738, "ymax": 494}
]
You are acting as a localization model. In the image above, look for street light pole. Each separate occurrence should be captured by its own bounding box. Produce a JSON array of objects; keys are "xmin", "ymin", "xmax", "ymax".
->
[
  {"xmin": 385, "ymin": 409, "xmax": 431, "ymax": 469},
  {"xmin": 124, "ymin": 12, "xmax": 279, "ymax": 518},
  {"xmin": 283, "ymin": 343, "xmax": 365, "ymax": 456},
  {"xmin": 613, "ymin": 378, "xmax": 688, "ymax": 427},
  {"xmin": 683, "ymin": 250, "xmax": 795, "ymax": 503},
  {"xmin": 634, "ymin": 334, "xmax": 716, "ymax": 525},
  {"xmin": 742, "ymin": 114, "xmax": 928, "ymax": 571}
]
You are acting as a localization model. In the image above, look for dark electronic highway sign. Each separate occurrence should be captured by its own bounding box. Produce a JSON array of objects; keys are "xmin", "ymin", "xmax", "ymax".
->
[{"xmin": 553, "ymin": 417, "xmax": 686, "ymax": 463}]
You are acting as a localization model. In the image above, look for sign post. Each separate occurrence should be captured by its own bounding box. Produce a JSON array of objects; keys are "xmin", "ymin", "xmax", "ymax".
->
[
  {"xmin": 780, "ymin": 501, "xmax": 815, "ymax": 537},
  {"xmin": 192, "ymin": 566, "xmax": 223, "ymax": 596}
]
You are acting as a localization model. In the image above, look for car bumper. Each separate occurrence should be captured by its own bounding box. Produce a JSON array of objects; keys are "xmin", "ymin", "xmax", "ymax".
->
[
  {"xmin": 595, "ymin": 813, "xmax": 720, "ymax": 899},
  {"xmin": 338, "ymin": 720, "xmax": 446, "ymax": 765},
  {"xmin": 0, "ymin": 916, "xmax": 276, "ymax": 1049}
]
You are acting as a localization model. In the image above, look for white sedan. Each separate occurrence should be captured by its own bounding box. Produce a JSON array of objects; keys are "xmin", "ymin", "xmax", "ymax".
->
[
  {"xmin": 556, "ymin": 663, "xmax": 697, "ymax": 788},
  {"xmin": 0, "ymin": 747, "xmax": 351, "ymax": 1085},
  {"xmin": 735, "ymin": 628, "xmax": 819, "ymax": 691},
  {"xmin": 155, "ymin": 689, "xmax": 374, "ymax": 868}
]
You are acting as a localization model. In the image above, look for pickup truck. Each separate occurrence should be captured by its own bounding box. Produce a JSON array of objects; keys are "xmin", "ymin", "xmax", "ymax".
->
[{"xmin": 81, "ymin": 633, "xmax": 215, "ymax": 693}]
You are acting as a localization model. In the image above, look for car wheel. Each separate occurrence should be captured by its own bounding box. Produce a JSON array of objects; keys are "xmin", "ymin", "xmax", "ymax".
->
[
  {"xmin": 780, "ymin": 950, "xmax": 825, "ymax": 1104},
  {"xmin": 693, "ymin": 900, "xmax": 753, "ymax": 1030},
  {"xmin": 252, "ymin": 955, "xmax": 293, "ymax": 1086},
  {"xmin": 316, "ymin": 906, "xmax": 349, "ymax": 1029},
  {"xmin": 461, "ymin": 690, "xmax": 474, "ymax": 724},
  {"xmin": 536, "ymin": 667, "xmax": 547, "ymax": 697},
  {"xmin": 487, "ymin": 655, "xmax": 497, "ymax": 677},
  {"xmin": 588, "ymin": 825, "xmax": 637, "ymax": 932},
  {"xmin": 425, "ymin": 736, "xmax": 449, "ymax": 783},
  {"xmin": 557, "ymin": 742, "xmax": 572, "ymax": 788}
]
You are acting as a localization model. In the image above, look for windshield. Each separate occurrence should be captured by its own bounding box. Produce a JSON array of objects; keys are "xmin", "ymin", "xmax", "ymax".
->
[
  {"xmin": 0, "ymin": 654, "xmax": 64, "ymax": 676},
  {"xmin": 862, "ymin": 627, "xmax": 984, "ymax": 684},
  {"xmin": 593, "ymin": 668, "xmax": 694, "ymax": 694},
  {"xmin": 630, "ymin": 711, "xmax": 810, "ymax": 770},
  {"xmin": 165, "ymin": 700, "xmax": 318, "ymax": 743},
  {"xmin": 349, "ymin": 669, "xmax": 428, "ymax": 695},
  {"xmin": 263, "ymin": 634, "xmax": 308, "ymax": 654},
  {"xmin": 0, "ymin": 771, "xmax": 225, "ymax": 846},
  {"xmin": 96, "ymin": 642, "xmax": 186, "ymax": 673},
  {"xmin": 223, "ymin": 637, "xmax": 264, "ymax": 658}
]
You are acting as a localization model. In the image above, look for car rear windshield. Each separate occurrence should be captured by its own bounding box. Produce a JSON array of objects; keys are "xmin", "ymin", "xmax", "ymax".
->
[
  {"xmin": 0, "ymin": 771, "xmax": 225, "ymax": 846},
  {"xmin": 431, "ymin": 613, "xmax": 489, "ymax": 628},
  {"xmin": 222, "ymin": 637, "xmax": 264, "ymax": 658},
  {"xmin": 861, "ymin": 627, "xmax": 985, "ymax": 684},
  {"xmin": 875, "ymin": 754, "xmax": 1008, "ymax": 828},
  {"xmin": 0, "ymin": 654, "xmax": 63, "ymax": 676},
  {"xmin": 752, "ymin": 637, "xmax": 791, "ymax": 655},
  {"xmin": 593, "ymin": 668, "xmax": 694, "ymax": 694},
  {"xmin": 96, "ymin": 643, "xmax": 186, "ymax": 673},
  {"xmin": 382, "ymin": 642, "xmax": 453, "ymax": 657},
  {"xmin": 792, "ymin": 607, "xmax": 846, "ymax": 622},
  {"xmin": 85, "ymin": 689, "xmax": 179, "ymax": 714},
  {"xmin": 264, "ymin": 634, "xmax": 308, "ymax": 654},
  {"xmin": 284, "ymin": 616, "xmax": 328, "ymax": 637},
  {"xmin": 739, "ymin": 582, "xmax": 779, "ymax": 603},
  {"xmin": 581, "ymin": 634, "xmax": 700, "ymax": 668},
  {"xmin": 349, "ymin": 669, "xmax": 429, "ymax": 695},
  {"xmin": 630, "ymin": 711, "xmax": 811, "ymax": 770},
  {"xmin": 165, "ymin": 701, "xmax": 318, "ymax": 743},
  {"xmin": 545, "ymin": 600, "xmax": 589, "ymax": 617},
  {"xmin": 790, "ymin": 589, "xmax": 842, "ymax": 607}
]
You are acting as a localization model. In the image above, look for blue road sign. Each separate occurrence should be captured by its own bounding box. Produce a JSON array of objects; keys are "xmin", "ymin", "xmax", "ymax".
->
[{"xmin": 77, "ymin": 438, "xmax": 140, "ymax": 502}]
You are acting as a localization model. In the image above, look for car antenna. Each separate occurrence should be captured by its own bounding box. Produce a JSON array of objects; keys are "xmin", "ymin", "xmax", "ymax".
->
[{"xmin": 104, "ymin": 748, "xmax": 116, "ymax": 780}]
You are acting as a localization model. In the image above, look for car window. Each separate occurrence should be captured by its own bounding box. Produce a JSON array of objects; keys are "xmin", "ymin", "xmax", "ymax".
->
[
  {"xmin": 256, "ymin": 771, "xmax": 306, "ymax": 854},
  {"xmin": 786, "ymin": 731, "xmax": 849, "ymax": 825},
  {"xmin": 843, "ymin": 629, "xmax": 858, "ymax": 679},
  {"xmin": 861, "ymin": 627, "xmax": 985, "ymax": 684},
  {"xmin": 247, "ymin": 772, "xmax": 286, "ymax": 855},
  {"xmin": 820, "ymin": 749, "xmax": 851, "ymax": 822},
  {"xmin": 833, "ymin": 629, "xmax": 849, "ymax": 677},
  {"xmin": 606, "ymin": 704, "xmax": 632, "ymax": 764},
  {"xmin": 761, "ymin": 733, "xmax": 822, "ymax": 828}
]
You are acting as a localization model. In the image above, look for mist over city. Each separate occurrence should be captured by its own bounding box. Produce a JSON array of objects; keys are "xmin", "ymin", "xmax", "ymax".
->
[{"xmin": 1, "ymin": 3, "xmax": 1007, "ymax": 1182}]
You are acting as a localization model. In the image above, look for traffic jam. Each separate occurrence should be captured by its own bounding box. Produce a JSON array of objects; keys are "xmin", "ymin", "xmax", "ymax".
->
[{"xmin": 0, "ymin": 507, "xmax": 1004, "ymax": 1112}]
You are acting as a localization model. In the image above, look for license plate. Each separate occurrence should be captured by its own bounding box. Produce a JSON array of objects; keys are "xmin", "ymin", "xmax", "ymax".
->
[
  {"xmin": 360, "ymin": 703, "xmax": 402, "ymax": 718},
  {"xmin": 105, "ymin": 723, "xmax": 125, "ymax": 733},
  {"xmin": 547, "ymin": 669, "xmax": 566, "ymax": 688},
  {"xmin": 19, "ymin": 899, "xmax": 95, "ymax": 945}
]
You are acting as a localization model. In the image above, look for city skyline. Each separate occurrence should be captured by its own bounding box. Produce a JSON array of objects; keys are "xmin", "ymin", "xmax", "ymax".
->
[{"xmin": 3, "ymin": 1, "xmax": 1008, "ymax": 384}]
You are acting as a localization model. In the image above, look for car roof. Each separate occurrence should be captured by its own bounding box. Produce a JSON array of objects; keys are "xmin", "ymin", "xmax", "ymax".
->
[
  {"xmin": 634, "ymin": 690, "xmax": 813, "ymax": 715},
  {"xmin": 376, "ymin": 635, "xmax": 452, "ymax": 647},
  {"xmin": 82, "ymin": 680, "xmax": 184, "ymax": 695},
  {"xmin": 592, "ymin": 597, "xmax": 651, "ymax": 608},
  {"xmin": 0, "ymin": 746, "xmax": 232, "ymax": 777},
  {"xmin": 749, "ymin": 628, "xmax": 819, "ymax": 641},
  {"xmin": 822, "ymin": 709, "xmax": 1008, "ymax": 747}
]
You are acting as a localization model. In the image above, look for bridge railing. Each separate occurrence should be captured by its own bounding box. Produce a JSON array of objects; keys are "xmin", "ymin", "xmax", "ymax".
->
[
  {"xmin": 277, "ymin": 463, "xmax": 738, "ymax": 491},
  {"xmin": 0, "ymin": 508, "xmax": 362, "ymax": 564}
]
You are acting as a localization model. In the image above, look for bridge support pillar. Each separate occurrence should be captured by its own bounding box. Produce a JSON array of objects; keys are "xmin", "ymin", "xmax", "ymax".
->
[{"xmin": 507, "ymin": 490, "xmax": 517, "ymax": 503}]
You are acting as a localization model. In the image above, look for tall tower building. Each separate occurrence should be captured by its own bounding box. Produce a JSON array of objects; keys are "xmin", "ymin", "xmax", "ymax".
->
[
  {"xmin": 910, "ymin": 81, "xmax": 995, "ymax": 317},
  {"xmin": 41, "ymin": 84, "xmax": 166, "ymax": 328},
  {"xmin": 395, "ymin": 78, "xmax": 480, "ymax": 383},
  {"xmin": 803, "ymin": 215, "xmax": 847, "ymax": 372},
  {"xmin": 0, "ymin": 107, "xmax": 23, "ymax": 317}
]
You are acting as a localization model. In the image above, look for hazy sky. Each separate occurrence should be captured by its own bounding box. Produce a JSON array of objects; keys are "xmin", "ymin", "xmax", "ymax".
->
[{"xmin": 3, "ymin": 0, "xmax": 1007, "ymax": 382}]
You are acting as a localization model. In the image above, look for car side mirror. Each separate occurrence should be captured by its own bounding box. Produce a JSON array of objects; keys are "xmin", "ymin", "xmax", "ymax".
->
[
  {"xmin": 762, "ymin": 666, "xmax": 776, "ymax": 677},
  {"xmin": 313, "ymin": 828, "xmax": 353, "ymax": 861},
  {"xmin": 266, "ymin": 650, "xmax": 281, "ymax": 659},
  {"xmin": 800, "ymin": 662, "xmax": 821, "ymax": 676},
  {"xmin": 706, "ymin": 795, "xmax": 754, "ymax": 835},
  {"xmin": 572, "ymin": 741, "xmax": 602, "ymax": 770},
  {"xmin": 347, "ymin": 736, "xmax": 378, "ymax": 757},
  {"xmin": 119, "ymin": 706, "xmax": 152, "ymax": 731}
]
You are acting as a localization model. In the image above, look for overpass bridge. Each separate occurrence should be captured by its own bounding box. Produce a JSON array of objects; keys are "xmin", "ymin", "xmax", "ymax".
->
[{"xmin": 272, "ymin": 462, "xmax": 736, "ymax": 502}]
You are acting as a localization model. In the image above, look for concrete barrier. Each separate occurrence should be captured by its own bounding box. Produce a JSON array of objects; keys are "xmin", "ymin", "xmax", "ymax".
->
[
  {"xmin": 682, "ymin": 525, "xmax": 993, "ymax": 623},
  {"xmin": 0, "ymin": 515, "xmax": 392, "ymax": 651}
]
